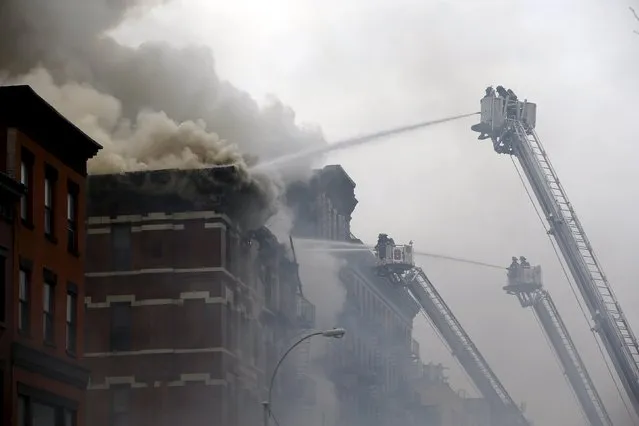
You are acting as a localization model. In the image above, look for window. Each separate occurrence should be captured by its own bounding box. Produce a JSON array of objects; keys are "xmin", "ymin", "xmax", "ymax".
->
[
  {"xmin": 110, "ymin": 303, "xmax": 132, "ymax": 352},
  {"xmin": 66, "ymin": 181, "xmax": 79, "ymax": 253},
  {"xmin": 44, "ymin": 166, "xmax": 57, "ymax": 238},
  {"xmin": 17, "ymin": 394, "xmax": 76, "ymax": 426},
  {"xmin": 111, "ymin": 224, "xmax": 132, "ymax": 271},
  {"xmin": 66, "ymin": 287, "xmax": 78, "ymax": 354},
  {"xmin": 18, "ymin": 268, "xmax": 30, "ymax": 333},
  {"xmin": 111, "ymin": 387, "xmax": 131, "ymax": 426},
  {"xmin": 20, "ymin": 150, "xmax": 33, "ymax": 224},
  {"xmin": 43, "ymin": 278, "xmax": 55, "ymax": 344}
]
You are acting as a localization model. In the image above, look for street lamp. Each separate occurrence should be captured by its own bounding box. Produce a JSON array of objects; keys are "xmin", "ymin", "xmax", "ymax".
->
[{"xmin": 263, "ymin": 327, "xmax": 346, "ymax": 426}]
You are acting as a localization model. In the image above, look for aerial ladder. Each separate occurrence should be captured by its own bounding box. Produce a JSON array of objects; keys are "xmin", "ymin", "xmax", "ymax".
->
[
  {"xmin": 504, "ymin": 258, "xmax": 613, "ymax": 426},
  {"xmin": 373, "ymin": 234, "xmax": 530, "ymax": 426},
  {"xmin": 471, "ymin": 86, "xmax": 639, "ymax": 416}
]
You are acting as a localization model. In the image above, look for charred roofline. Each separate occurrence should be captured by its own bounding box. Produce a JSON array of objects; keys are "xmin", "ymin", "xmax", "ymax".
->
[
  {"xmin": 86, "ymin": 167, "xmax": 271, "ymax": 231},
  {"xmin": 0, "ymin": 85, "xmax": 102, "ymax": 176}
]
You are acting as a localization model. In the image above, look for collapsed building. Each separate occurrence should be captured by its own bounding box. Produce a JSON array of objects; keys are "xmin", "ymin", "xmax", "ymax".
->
[{"xmin": 83, "ymin": 168, "xmax": 317, "ymax": 426}]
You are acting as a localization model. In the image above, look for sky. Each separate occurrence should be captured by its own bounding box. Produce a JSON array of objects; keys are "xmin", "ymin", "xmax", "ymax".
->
[{"xmin": 107, "ymin": 0, "xmax": 636, "ymax": 424}]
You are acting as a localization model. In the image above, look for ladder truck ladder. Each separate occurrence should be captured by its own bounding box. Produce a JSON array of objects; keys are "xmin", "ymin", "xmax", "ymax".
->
[
  {"xmin": 473, "ymin": 89, "xmax": 639, "ymax": 415},
  {"xmin": 403, "ymin": 266, "xmax": 530, "ymax": 426},
  {"xmin": 504, "ymin": 267, "xmax": 612, "ymax": 426}
]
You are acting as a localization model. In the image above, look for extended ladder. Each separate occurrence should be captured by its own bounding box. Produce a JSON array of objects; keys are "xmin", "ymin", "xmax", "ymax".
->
[
  {"xmin": 509, "ymin": 117, "xmax": 639, "ymax": 413},
  {"xmin": 403, "ymin": 267, "xmax": 530, "ymax": 426},
  {"xmin": 507, "ymin": 275, "xmax": 612, "ymax": 426}
]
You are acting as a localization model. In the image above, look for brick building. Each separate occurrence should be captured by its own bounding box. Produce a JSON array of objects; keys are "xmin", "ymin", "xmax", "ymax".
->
[
  {"xmin": 84, "ymin": 168, "xmax": 317, "ymax": 426},
  {"xmin": 286, "ymin": 165, "xmax": 422, "ymax": 426},
  {"xmin": 0, "ymin": 85, "xmax": 102, "ymax": 426},
  {"xmin": 0, "ymin": 171, "xmax": 25, "ymax": 421}
]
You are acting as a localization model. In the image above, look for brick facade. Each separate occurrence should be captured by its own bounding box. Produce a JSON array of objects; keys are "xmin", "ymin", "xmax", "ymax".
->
[
  {"xmin": 85, "ymin": 170, "xmax": 315, "ymax": 426},
  {"xmin": 0, "ymin": 85, "xmax": 101, "ymax": 426}
]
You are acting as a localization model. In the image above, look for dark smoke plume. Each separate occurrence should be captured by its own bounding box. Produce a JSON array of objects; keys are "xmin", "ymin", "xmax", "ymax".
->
[{"xmin": 0, "ymin": 0, "xmax": 326, "ymax": 228}]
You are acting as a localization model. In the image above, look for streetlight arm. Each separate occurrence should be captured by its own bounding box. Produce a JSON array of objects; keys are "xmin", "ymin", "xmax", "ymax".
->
[{"xmin": 267, "ymin": 331, "xmax": 323, "ymax": 404}]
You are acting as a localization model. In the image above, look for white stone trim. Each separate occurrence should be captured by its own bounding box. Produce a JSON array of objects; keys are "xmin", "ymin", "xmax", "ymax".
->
[
  {"xmin": 86, "ymin": 266, "xmax": 229, "ymax": 278},
  {"xmin": 88, "ymin": 227, "xmax": 111, "ymax": 235},
  {"xmin": 88, "ymin": 374, "xmax": 226, "ymax": 390},
  {"xmin": 87, "ymin": 211, "xmax": 232, "ymax": 225},
  {"xmin": 87, "ymin": 376, "xmax": 148, "ymax": 390},
  {"xmin": 85, "ymin": 347, "xmax": 233, "ymax": 358},
  {"xmin": 167, "ymin": 373, "xmax": 226, "ymax": 387},
  {"xmin": 131, "ymin": 223, "xmax": 185, "ymax": 232},
  {"xmin": 204, "ymin": 222, "xmax": 226, "ymax": 229},
  {"xmin": 85, "ymin": 290, "xmax": 229, "ymax": 308},
  {"xmin": 85, "ymin": 267, "xmax": 255, "ymax": 298}
]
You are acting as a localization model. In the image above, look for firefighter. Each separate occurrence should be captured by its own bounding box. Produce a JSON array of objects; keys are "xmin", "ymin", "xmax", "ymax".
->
[
  {"xmin": 496, "ymin": 85, "xmax": 509, "ymax": 98},
  {"xmin": 484, "ymin": 86, "xmax": 495, "ymax": 98},
  {"xmin": 376, "ymin": 234, "xmax": 389, "ymax": 260},
  {"xmin": 507, "ymin": 256, "xmax": 520, "ymax": 282},
  {"xmin": 519, "ymin": 256, "xmax": 530, "ymax": 268},
  {"xmin": 508, "ymin": 256, "xmax": 519, "ymax": 271}
]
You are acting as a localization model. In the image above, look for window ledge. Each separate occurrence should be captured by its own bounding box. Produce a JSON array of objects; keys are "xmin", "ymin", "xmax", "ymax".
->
[
  {"xmin": 21, "ymin": 220, "xmax": 34, "ymax": 230},
  {"xmin": 45, "ymin": 234, "xmax": 58, "ymax": 245}
]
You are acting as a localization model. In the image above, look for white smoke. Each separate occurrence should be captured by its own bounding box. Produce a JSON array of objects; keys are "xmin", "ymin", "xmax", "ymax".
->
[{"xmin": 294, "ymin": 249, "xmax": 347, "ymax": 426}]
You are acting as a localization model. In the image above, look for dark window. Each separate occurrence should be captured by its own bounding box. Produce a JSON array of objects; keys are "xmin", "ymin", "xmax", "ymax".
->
[
  {"xmin": 0, "ymin": 253, "xmax": 6, "ymax": 323},
  {"xmin": 110, "ymin": 303, "xmax": 132, "ymax": 352},
  {"xmin": 18, "ymin": 395, "xmax": 27, "ymax": 426},
  {"xmin": 66, "ymin": 181, "xmax": 79, "ymax": 253},
  {"xmin": 66, "ymin": 287, "xmax": 78, "ymax": 354},
  {"xmin": 20, "ymin": 149, "xmax": 34, "ymax": 225},
  {"xmin": 111, "ymin": 387, "xmax": 131, "ymax": 426},
  {"xmin": 18, "ymin": 268, "xmax": 30, "ymax": 333},
  {"xmin": 43, "ymin": 279, "xmax": 55, "ymax": 344},
  {"xmin": 17, "ymin": 394, "xmax": 76, "ymax": 426},
  {"xmin": 0, "ymin": 197, "xmax": 14, "ymax": 222},
  {"xmin": 44, "ymin": 166, "xmax": 57, "ymax": 238},
  {"xmin": 111, "ymin": 224, "xmax": 132, "ymax": 271}
]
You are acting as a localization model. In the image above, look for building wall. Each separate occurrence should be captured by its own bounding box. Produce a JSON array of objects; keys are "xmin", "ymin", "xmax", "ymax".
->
[
  {"xmin": 0, "ymin": 122, "xmax": 95, "ymax": 426},
  {"xmin": 84, "ymin": 181, "xmax": 316, "ymax": 426},
  {"xmin": 287, "ymin": 165, "xmax": 421, "ymax": 426},
  {"xmin": 0, "ymin": 171, "xmax": 23, "ymax": 425},
  {"xmin": 85, "ymin": 211, "xmax": 259, "ymax": 426}
]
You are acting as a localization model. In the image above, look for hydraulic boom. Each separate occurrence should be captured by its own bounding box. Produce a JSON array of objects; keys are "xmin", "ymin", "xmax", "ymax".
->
[
  {"xmin": 373, "ymin": 234, "xmax": 530, "ymax": 426},
  {"xmin": 471, "ymin": 86, "xmax": 639, "ymax": 415},
  {"xmin": 504, "ymin": 258, "xmax": 612, "ymax": 426}
]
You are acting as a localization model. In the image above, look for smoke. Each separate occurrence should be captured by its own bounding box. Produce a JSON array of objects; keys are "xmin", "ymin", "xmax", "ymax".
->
[
  {"xmin": 298, "ymin": 251, "xmax": 347, "ymax": 331},
  {"xmin": 293, "ymin": 246, "xmax": 347, "ymax": 426},
  {"xmin": 0, "ymin": 0, "xmax": 326, "ymax": 230}
]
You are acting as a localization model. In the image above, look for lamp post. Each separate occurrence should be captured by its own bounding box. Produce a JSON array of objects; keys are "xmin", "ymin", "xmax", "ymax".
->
[{"xmin": 263, "ymin": 328, "xmax": 346, "ymax": 426}]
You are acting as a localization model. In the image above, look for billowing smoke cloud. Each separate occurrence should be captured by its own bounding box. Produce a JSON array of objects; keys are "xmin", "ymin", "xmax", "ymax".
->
[
  {"xmin": 0, "ymin": 0, "xmax": 326, "ymax": 229},
  {"xmin": 2, "ymin": 68, "xmax": 253, "ymax": 175},
  {"xmin": 295, "ymin": 249, "xmax": 347, "ymax": 426}
]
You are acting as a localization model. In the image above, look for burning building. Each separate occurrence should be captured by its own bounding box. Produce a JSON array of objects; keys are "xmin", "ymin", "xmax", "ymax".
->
[
  {"xmin": 286, "ymin": 165, "xmax": 423, "ymax": 426},
  {"xmin": 83, "ymin": 167, "xmax": 317, "ymax": 426},
  {"xmin": 0, "ymin": 85, "xmax": 102, "ymax": 426}
]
